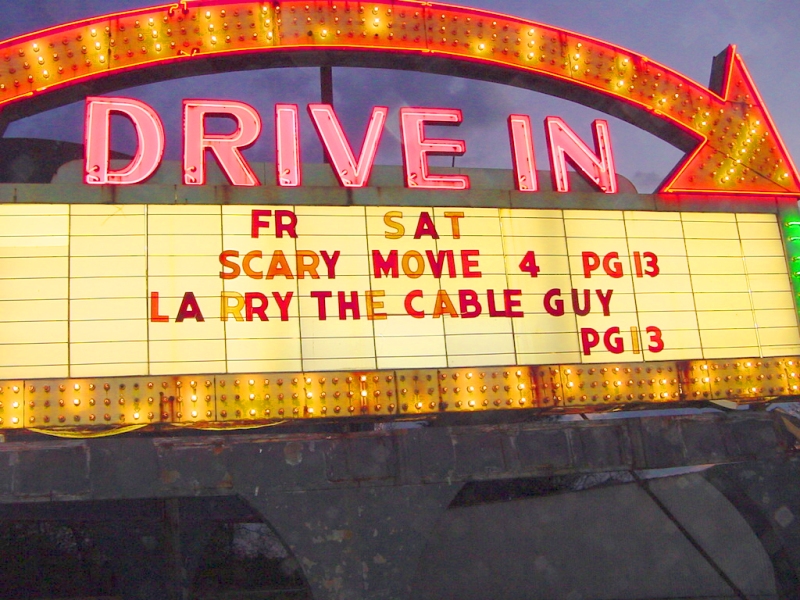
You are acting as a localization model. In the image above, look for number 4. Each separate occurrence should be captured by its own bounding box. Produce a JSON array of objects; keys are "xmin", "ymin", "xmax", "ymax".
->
[{"xmin": 519, "ymin": 251, "xmax": 540, "ymax": 277}]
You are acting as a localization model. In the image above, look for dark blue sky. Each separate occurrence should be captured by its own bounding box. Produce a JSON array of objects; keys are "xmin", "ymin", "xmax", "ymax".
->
[{"xmin": 1, "ymin": 0, "xmax": 797, "ymax": 192}]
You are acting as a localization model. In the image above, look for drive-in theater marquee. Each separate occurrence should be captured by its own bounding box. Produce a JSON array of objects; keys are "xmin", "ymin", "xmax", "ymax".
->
[{"xmin": 1, "ymin": 0, "xmax": 800, "ymax": 433}]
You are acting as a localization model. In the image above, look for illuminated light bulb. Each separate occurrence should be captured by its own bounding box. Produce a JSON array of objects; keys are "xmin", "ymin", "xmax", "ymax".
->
[
  {"xmin": 11, "ymin": 402, "xmax": 18, "ymax": 409},
  {"xmin": 43, "ymin": 69, "xmax": 49, "ymax": 77},
  {"xmin": 192, "ymin": 410, "xmax": 198, "ymax": 417},
  {"xmin": 37, "ymin": 56, "xmax": 43, "ymax": 64},
  {"xmin": 306, "ymin": 392, "xmax": 312, "ymax": 399},
  {"xmin": 249, "ymin": 393, "xmax": 255, "ymax": 400},
  {"xmin": 134, "ymin": 412, "xmax": 140, "ymax": 419},
  {"xmin": 32, "ymin": 43, "xmax": 39, "ymax": 51},
  {"xmin": 360, "ymin": 375, "xmax": 367, "ymax": 382},
  {"xmin": 205, "ymin": 10, "xmax": 211, "ymax": 18},
  {"xmin": 73, "ymin": 398, "xmax": 80, "ymax": 406},
  {"xmin": 11, "ymin": 417, "xmax": 18, "ymax": 424},
  {"xmin": 518, "ymin": 384, "xmax": 525, "ymax": 390},
  {"xmin": 361, "ymin": 390, "xmax": 367, "ymax": 397},
  {"xmin": 191, "ymin": 394, "xmax": 197, "ymax": 401},
  {"xmin": 211, "ymin": 36, "xmax": 217, "ymax": 44}
]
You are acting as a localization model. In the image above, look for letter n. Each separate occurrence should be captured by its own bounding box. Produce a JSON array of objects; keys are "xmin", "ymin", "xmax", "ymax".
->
[{"xmin": 545, "ymin": 117, "xmax": 617, "ymax": 193}]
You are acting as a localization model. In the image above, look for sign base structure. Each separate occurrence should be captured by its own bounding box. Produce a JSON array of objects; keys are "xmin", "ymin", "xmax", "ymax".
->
[{"xmin": 0, "ymin": 356, "xmax": 798, "ymax": 432}]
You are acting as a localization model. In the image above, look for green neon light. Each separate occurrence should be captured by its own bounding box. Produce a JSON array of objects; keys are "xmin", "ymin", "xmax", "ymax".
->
[{"xmin": 781, "ymin": 205, "xmax": 800, "ymax": 325}]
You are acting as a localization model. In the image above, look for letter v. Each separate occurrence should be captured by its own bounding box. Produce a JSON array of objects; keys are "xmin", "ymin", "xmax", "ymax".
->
[{"xmin": 308, "ymin": 104, "xmax": 388, "ymax": 187}]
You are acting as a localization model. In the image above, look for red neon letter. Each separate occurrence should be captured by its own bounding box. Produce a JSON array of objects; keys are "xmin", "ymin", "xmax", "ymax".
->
[
  {"xmin": 85, "ymin": 96, "xmax": 164, "ymax": 185},
  {"xmin": 308, "ymin": 104, "xmax": 387, "ymax": 187},
  {"xmin": 183, "ymin": 100, "xmax": 261, "ymax": 186},
  {"xmin": 399, "ymin": 107, "xmax": 469, "ymax": 190},
  {"xmin": 508, "ymin": 114, "xmax": 539, "ymax": 192},
  {"xmin": 545, "ymin": 117, "xmax": 617, "ymax": 193},
  {"xmin": 276, "ymin": 104, "xmax": 301, "ymax": 187}
]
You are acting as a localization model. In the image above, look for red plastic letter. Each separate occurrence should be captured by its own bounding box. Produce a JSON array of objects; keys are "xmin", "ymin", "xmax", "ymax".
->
[
  {"xmin": 399, "ymin": 107, "xmax": 469, "ymax": 190},
  {"xmin": 545, "ymin": 117, "xmax": 617, "ymax": 193},
  {"xmin": 183, "ymin": 99, "xmax": 261, "ymax": 186},
  {"xmin": 308, "ymin": 104, "xmax": 387, "ymax": 187},
  {"xmin": 85, "ymin": 96, "xmax": 164, "ymax": 185}
]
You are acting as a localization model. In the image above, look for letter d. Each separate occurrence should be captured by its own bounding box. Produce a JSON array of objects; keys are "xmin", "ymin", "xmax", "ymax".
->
[{"xmin": 84, "ymin": 96, "xmax": 165, "ymax": 185}]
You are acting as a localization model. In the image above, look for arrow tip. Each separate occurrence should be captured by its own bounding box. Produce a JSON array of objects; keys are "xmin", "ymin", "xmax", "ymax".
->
[{"xmin": 659, "ymin": 47, "xmax": 800, "ymax": 196}]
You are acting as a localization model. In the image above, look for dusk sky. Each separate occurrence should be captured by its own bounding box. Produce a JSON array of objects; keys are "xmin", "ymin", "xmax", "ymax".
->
[{"xmin": 0, "ymin": 0, "xmax": 797, "ymax": 192}]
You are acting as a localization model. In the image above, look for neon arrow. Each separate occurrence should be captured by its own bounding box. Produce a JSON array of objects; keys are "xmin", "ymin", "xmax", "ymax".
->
[
  {"xmin": 659, "ymin": 45, "xmax": 799, "ymax": 196},
  {"xmin": 0, "ymin": 0, "xmax": 796, "ymax": 196}
]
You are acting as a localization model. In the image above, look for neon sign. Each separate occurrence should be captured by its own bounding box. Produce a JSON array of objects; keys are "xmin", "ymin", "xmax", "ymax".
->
[
  {"xmin": 0, "ymin": 1, "xmax": 796, "ymax": 196},
  {"xmin": 83, "ymin": 96, "xmax": 619, "ymax": 192},
  {"xmin": 0, "ymin": 2, "xmax": 799, "ymax": 434}
]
